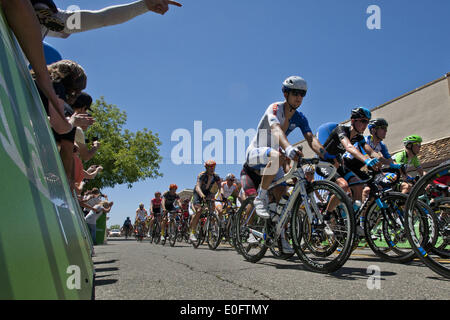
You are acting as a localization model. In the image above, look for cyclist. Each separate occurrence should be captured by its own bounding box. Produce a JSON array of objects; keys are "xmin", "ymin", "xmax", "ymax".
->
[
  {"xmin": 215, "ymin": 173, "xmax": 239, "ymax": 220},
  {"xmin": 135, "ymin": 203, "xmax": 148, "ymax": 236},
  {"xmin": 342, "ymin": 117, "xmax": 400, "ymax": 232},
  {"xmin": 393, "ymin": 135, "xmax": 426, "ymax": 194},
  {"xmin": 161, "ymin": 184, "xmax": 183, "ymax": 241},
  {"xmin": 242, "ymin": 76, "xmax": 334, "ymax": 216},
  {"xmin": 122, "ymin": 216, "xmax": 133, "ymax": 237},
  {"xmin": 319, "ymin": 107, "xmax": 381, "ymax": 234},
  {"xmin": 148, "ymin": 191, "xmax": 162, "ymax": 235},
  {"xmin": 240, "ymin": 76, "xmax": 335, "ymax": 251},
  {"xmin": 189, "ymin": 160, "xmax": 222, "ymax": 242}
]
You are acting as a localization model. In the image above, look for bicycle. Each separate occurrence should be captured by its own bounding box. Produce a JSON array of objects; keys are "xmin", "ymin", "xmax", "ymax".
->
[
  {"xmin": 192, "ymin": 199, "xmax": 222, "ymax": 250},
  {"xmin": 349, "ymin": 167, "xmax": 425, "ymax": 263},
  {"xmin": 418, "ymin": 181, "xmax": 450, "ymax": 258},
  {"xmin": 235, "ymin": 157, "xmax": 356, "ymax": 273},
  {"xmin": 149, "ymin": 215, "xmax": 162, "ymax": 244},
  {"xmin": 122, "ymin": 224, "xmax": 133, "ymax": 239},
  {"xmin": 216, "ymin": 198, "xmax": 238, "ymax": 248},
  {"xmin": 404, "ymin": 160, "xmax": 450, "ymax": 278},
  {"xmin": 167, "ymin": 208, "xmax": 181, "ymax": 247},
  {"xmin": 134, "ymin": 220, "xmax": 146, "ymax": 242},
  {"xmin": 177, "ymin": 210, "xmax": 191, "ymax": 243}
]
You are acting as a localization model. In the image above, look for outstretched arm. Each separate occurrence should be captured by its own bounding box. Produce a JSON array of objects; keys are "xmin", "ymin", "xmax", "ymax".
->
[{"xmin": 59, "ymin": 0, "xmax": 182, "ymax": 35}]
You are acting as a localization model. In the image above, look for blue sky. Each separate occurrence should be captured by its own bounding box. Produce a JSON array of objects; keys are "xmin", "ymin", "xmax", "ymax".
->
[{"xmin": 47, "ymin": 0, "xmax": 450, "ymax": 226}]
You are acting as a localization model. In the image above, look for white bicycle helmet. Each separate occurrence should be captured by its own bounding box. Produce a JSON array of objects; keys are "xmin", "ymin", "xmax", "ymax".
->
[{"xmin": 282, "ymin": 76, "xmax": 308, "ymax": 93}]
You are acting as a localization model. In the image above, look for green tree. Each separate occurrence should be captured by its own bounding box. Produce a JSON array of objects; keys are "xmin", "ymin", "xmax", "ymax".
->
[{"xmin": 84, "ymin": 97, "xmax": 162, "ymax": 189}]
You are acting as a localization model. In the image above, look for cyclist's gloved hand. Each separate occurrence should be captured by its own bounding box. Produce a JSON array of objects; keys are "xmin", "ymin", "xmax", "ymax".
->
[
  {"xmin": 364, "ymin": 158, "xmax": 379, "ymax": 168},
  {"xmin": 321, "ymin": 152, "xmax": 336, "ymax": 161},
  {"xmin": 389, "ymin": 163, "xmax": 402, "ymax": 170},
  {"xmin": 285, "ymin": 145, "xmax": 299, "ymax": 160},
  {"xmin": 406, "ymin": 175, "xmax": 415, "ymax": 182}
]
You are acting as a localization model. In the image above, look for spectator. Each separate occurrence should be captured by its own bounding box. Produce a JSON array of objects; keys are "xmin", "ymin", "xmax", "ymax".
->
[
  {"xmin": 72, "ymin": 92, "xmax": 100, "ymax": 161},
  {"xmin": 31, "ymin": 0, "xmax": 182, "ymax": 39},
  {"xmin": 79, "ymin": 188, "xmax": 103, "ymax": 215},
  {"xmin": 85, "ymin": 200, "xmax": 114, "ymax": 252},
  {"xmin": 73, "ymin": 143, "xmax": 103, "ymax": 195},
  {"xmin": 33, "ymin": 59, "xmax": 94, "ymax": 190},
  {"xmin": 0, "ymin": 0, "xmax": 71, "ymax": 133}
]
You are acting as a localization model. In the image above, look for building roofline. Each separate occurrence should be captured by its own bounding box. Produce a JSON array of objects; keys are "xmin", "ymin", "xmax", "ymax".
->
[
  {"xmin": 294, "ymin": 72, "xmax": 450, "ymax": 147},
  {"xmin": 370, "ymin": 72, "xmax": 450, "ymax": 113}
]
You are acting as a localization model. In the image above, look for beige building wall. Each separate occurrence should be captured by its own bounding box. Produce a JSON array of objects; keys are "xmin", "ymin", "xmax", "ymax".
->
[{"xmin": 296, "ymin": 73, "xmax": 450, "ymax": 157}]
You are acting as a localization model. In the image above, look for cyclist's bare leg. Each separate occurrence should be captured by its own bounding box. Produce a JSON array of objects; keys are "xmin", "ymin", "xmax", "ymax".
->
[
  {"xmin": 190, "ymin": 204, "xmax": 203, "ymax": 232},
  {"xmin": 326, "ymin": 177, "xmax": 351, "ymax": 213},
  {"xmin": 400, "ymin": 182, "xmax": 412, "ymax": 194}
]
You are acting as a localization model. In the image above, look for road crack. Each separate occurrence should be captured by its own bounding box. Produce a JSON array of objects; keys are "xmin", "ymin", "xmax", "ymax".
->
[{"xmin": 159, "ymin": 254, "xmax": 274, "ymax": 300}]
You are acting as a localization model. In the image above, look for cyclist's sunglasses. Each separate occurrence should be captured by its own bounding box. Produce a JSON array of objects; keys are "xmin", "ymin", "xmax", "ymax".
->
[
  {"xmin": 375, "ymin": 126, "xmax": 387, "ymax": 130},
  {"xmin": 356, "ymin": 118, "xmax": 370, "ymax": 124},
  {"xmin": 289, "ymin": 89, "xmax": 307, "ymax": 97}
]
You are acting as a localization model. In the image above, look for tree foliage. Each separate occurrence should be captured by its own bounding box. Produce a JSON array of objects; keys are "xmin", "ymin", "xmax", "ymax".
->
[{"xmin": 84, "ymin": 97, "xmax": 162, "ymax": 189}]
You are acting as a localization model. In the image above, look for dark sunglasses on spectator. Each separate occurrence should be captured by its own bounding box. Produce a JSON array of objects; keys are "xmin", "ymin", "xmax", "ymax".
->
[{"xmin": 290, "ymin": 89, "xmax": 307, "ymax": 97}]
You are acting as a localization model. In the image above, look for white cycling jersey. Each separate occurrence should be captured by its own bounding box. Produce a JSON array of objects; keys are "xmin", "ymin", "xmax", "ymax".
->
[
  {"xmin": 219, "ymin": 182, "xmax": 237, "ymax": 198},
  {"xmin": 136, "ymin": 208, "xmax": 147, "ymax": 221},
  {"xmin": 246, "ymin": 102, "xmax": 312, "ymax": 168}
]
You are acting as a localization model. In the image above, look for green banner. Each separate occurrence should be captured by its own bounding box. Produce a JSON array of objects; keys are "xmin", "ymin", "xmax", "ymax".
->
[{"xmin": 0, "ymin": 10, "xmax": 94, "ymax": 299}]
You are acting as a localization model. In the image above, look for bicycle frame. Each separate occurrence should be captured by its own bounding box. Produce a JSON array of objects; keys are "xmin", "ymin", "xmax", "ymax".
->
[{"xmin": 248, "ymin": 158, "xmax": 337, "ymax": 246}]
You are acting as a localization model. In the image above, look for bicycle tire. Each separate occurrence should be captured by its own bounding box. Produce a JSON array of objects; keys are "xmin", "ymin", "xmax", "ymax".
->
[
  {"xmin": 429, "ymin": 198, "xmax": 450, "ymax": 258},
  {"xmin": 234, "ymin": 196, "xmax": 268, "ymax": 263},
  {"xmin": 207, "ymin": 212, "xmax": 222, "ymax": 250},
  {"xmin": 291, "ymin": 179, "xmax": 355, "ymax": 273},
  {"xmin": 192, "ymin": 219, "xmax": 203, "ymax": 249},
  {"xmin": 364, "ymin": 192, "xmax": 416, "ymax": 263},
  {"xmin": 405, "ymin": 161, "xmax": 450, "ymax": 278},
  {"xmin": 152, "ymin": 222, "xmax": 161, "ymax": 244},
  {"xmin": 169, "ymin": 220, "xmax": 178, "ymax": 247}
]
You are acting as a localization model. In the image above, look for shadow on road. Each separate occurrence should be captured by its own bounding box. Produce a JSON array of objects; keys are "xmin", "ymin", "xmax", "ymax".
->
[
  {"xmin": 95, "ymin": 267, "xmax": 119, "ymax": 273},
  {"xmin": 328, "ymin": 266, "xmax": 396, "ymax": 281},
  {"xmin": 94, "ymin": 259, "xmax": 119, "ymax": 265},
  {"xmin": 94, "ymin": 278, "xmax": 118, "ymax": 286}
]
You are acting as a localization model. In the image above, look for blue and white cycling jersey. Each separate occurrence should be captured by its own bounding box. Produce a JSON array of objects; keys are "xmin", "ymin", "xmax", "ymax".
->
[
  {"xmin": 343, "ymin": 135, "xmax": 391, "ymax": 160},
  {"xmin": 246, "ymin": 102, "xmax": 312, "ymax": 172},
  {"xmin": 246, "ymin": 102, "xmax": 312, "ymax": 162}
]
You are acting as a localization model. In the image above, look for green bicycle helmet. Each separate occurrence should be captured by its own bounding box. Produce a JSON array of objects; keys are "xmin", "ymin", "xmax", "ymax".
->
[{"xmin": 403, "ymin": 135, "xmax": 422, "ymax": 146}]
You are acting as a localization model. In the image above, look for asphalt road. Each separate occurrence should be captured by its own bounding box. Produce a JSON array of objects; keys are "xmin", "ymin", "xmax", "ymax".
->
[{"xmin": 93, "ymin": 237, "xmax": 449, "ymax": 300}]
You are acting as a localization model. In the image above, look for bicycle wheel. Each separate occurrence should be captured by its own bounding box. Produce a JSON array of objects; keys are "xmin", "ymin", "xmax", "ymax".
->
[
  {"xmin": 207, "ymin": 212, "xmax": 222, "ymax": 250},
  {"xmin": 235, "ymin": 196, "xmax": 268, "ymax": 263},
  {"xmin": 169, "ymin": 220, "xmax": 178, "ymax": 247},
  {"xmin": 152, "ymin": 221, "xmax": 161, "ymax": 244},
  {"xmin": 291, "ymin": 180, "xmax": 355, "ymax": 273},
  {"xmin": 192, "ymin": 218, "xmax": 204, "ymax": 249},
  {"xmin": 364, "ymin": 192, "xmax": 417, "ymax": 263},
  {"xmin": 427, "ymin": 198, "xmax": 450, "ymax": 258},
  {"xmin": 405, "ymin": 161, "xmax": 450, "ymax": 278}
]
